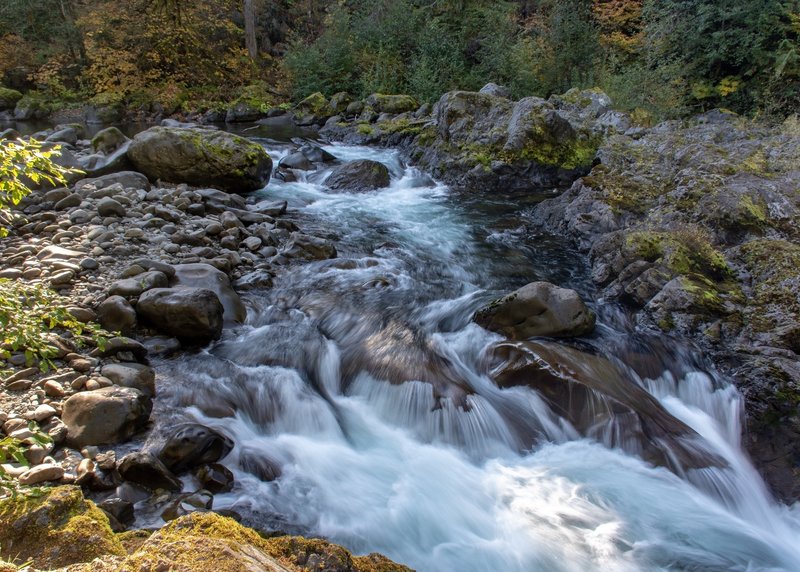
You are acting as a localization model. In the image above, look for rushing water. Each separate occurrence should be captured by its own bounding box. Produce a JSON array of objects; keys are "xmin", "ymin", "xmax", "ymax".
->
[{"xmin": 149, "ymin": 140, "xmax": 800, "ymax": 571}]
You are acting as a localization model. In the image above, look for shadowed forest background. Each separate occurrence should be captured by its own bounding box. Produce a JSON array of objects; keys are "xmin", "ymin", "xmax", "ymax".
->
[{"xmin": 2, "ymin": 0, "xmax": 800, "ymax": 121}]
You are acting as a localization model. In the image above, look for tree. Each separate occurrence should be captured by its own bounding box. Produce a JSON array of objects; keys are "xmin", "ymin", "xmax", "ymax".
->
[
  {"xmin": 0, "ymin": 138, "xmax": 75, "ymax": 236},
  {"xmin": 244, "ymin": 0, "xmax": 258, "ymax": 58}
]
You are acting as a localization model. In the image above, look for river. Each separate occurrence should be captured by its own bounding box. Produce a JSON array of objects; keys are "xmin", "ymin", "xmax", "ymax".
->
[{"xmin": 107, "ymin": 132, "xmax": 800, "ymax": 571}]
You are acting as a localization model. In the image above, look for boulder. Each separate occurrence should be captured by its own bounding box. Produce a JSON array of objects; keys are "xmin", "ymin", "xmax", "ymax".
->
[
  {"xmin": 97, "ymin": 295, "xmax": 137, "ymax": 333},
  {"xmin": 117, "ymin": 451, "xmax": 182, "ymax": 492},
  {"xmin": 195, "ymin": 463, "xmax": 234, "ymax": 493},
  {"xmin": 75, "ymin": 171, "xmax": 150, "ymax": 193},
  {"xmin": 488, "ymin": 340, "xmax": 720, "ymax": 471},
  {"xmin": 279, "ymin": 151, "xmax": 314, "ymax": 171},
  {"xmin": 101, "ymin": 363, "xmax": 156, "ymax": 396},
  {"xmin": 0, "ymin": 486, "xmax": 124, "ymax": 569},
  {"xmin": 91, "ymin": 126, "xmax": 130, "ymax": 154},
  {"xmin": 171, "ymin": 263, "xmax": 246, "ymax": 323},
  {"xmin": 474, "ymin": 281, "xmax": 595, "ymax": 339},
  {"xmin": 136, "ymin": 287, "xmax": 224, "ymax": 344},
  {"xmin": 280, "ymin": 232, "xmax": 337, "ymax": 260},
  {"xmin": 128, "ymin": 127, "xmax": 272, "ymax": 193},
  {"xmin": 158, "ymin": 423, "xmax": 234, "ymax": 473},
  {"xmin": 0, "ymin": 87, "xmax": 23, "ymax": 111},
  {"xmin": 62, "ymin": 386, "xmax": 152, "ymax": 447},
  {"xmin": 108, "ymin": 270, "xmax": 169, "ymax": 297},
  {"xmin": 479, "ymin": 82, "xmax": 512, "ymax": 98},
  {"xmin": 325, "ymin": 159, "xmax": 390, "ymax": 193},
  {"xmin": 117, "ymin": 512, "xmax": 412, "ymax": 572},
  {"xmin": 365, "ymin": 93, "xmax": 418, "ymax": 114}
]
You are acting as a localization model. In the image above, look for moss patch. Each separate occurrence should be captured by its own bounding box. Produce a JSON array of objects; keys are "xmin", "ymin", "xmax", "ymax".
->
[
  {"xmin": 120, "ymin": 512, "xmax": 413, "ymax": 572},
  {"xmin": 0, "ymin": 87, "xmax": 23, "ymax": 110},
  {"xmin": 0, "ymin": 486, "xmax": 124, "ymax": 569}
]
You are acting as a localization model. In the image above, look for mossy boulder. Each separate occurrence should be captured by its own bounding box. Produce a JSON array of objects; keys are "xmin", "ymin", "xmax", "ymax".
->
[
  {"xmin": 92, "ymin": 126, "xmax": 130, "ymax": 154},
  {"xmin": 13, "ymin": 93, "xmax": 49, "ymax": 120},
  {"xmin": 0, "ymin": 87, "xmax": 23, "ymax": 111},
  {"xmin": 87, "ymin": 91, "xmax": 125, "ymax": 124},
  {"xmin": 0, "ymin": 486, "xmax": 124, "ymax": 569},
  {"xmin": 294, "ymin": 92, "xmax": 328, "ymax": 116},
  {"xmin": 128, "ymin": 127, "xmax": 272, "ymax": 193},
  {"xmin": 365, "ymin": 93, "xmax": 418, "ymax": 114},
  {"xmin": 119, "ymin": 512, "xmax": 412, "ymax": 572}
]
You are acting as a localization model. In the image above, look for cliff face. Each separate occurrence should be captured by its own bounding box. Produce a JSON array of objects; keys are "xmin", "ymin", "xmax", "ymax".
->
[{"xmin": 532, "ymin": 110, "xmax": 800, "ymax": 501}]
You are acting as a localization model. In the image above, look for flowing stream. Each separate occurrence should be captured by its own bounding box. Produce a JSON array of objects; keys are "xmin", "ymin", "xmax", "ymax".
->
[{"xmin": 151, "ymin": 139, "xmax": 800, "ymax": 571}]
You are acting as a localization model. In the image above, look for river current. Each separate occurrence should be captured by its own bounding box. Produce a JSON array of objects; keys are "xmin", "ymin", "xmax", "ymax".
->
[{"xmin": 148, "ymin": 138, "xmax": 800, "ymax": 571}]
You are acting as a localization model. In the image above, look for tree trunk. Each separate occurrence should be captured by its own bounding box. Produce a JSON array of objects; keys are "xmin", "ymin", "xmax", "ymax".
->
[{"xmin": 244, "ymin": 0, "xmax": 257, "ymax": 59}]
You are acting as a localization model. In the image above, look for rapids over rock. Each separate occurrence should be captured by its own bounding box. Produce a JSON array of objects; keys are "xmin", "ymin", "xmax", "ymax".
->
[{"xmin": 143, "ymin": 139, "xmax": 800, "ymax": 572}]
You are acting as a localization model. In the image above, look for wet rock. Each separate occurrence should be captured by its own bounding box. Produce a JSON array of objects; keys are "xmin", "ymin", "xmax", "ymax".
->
[
  {"xmin": 118, "ymin": 451, "xmax": 182, "ymax": 492},
  {"xmin": 171, "ymin": 263, "xmax": 246, "ymax": 323},
  {"xmin": 97, "ymin": 295, "xmax": 137, "ymax": 332},
  {"xmin": 62, "ymin": 386, "xmax": 152, "ymax": 447},
  {"xmin": 325, "ymin": 159, "xmax": 390, "ymax": 193},
  {"xmin": 158, "ymin": 423, "xmax": 234, "ymax": 473},
  {"xmin": 474, "ymin": 281, "xmax": 596, "ymax": 339},
  {"xmin": 365, "ymin": 93, "xmax": 418, "ymax": 114},
  {"xmin": 136, "ymin": 287, "xmax": 224, "ymax": 344},
  {"xmin": 280, "ymin": 232, "xmax": 337, "ymax": 260},
  {"xmin": 195, "ymin": 463, "xmax": 234, "ymax": 493},
  {"xmin": 128, "ymin": 127, "xmax": 272, "ymax": 193},
  {"xmin": 279, "ymin": 151, "xmax": 314, "ymax": 171},
  {"xmin": 488, "ymin": 340, "xmax": 722, "ymax": 472},
  {"xmin": 98, "ymin": 498, "xmax": 135, "ymax": 527},
  {"xmin": 91, "ymin": 126, "xmax": 130, "ymax": 154},
  {"xmin": 161, "ymin": 490, "xmax": 214, "ymax": 521}
]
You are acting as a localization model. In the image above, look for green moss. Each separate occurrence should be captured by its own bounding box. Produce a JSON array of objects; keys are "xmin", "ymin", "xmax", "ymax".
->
[
  {"xmin": 0, "ymin": 486, "xmax": 124, "ymax": 569},
  {"xmin": 120, "ymin": 512, "xmax": 412, "ymax": 572},
  {"xmin": 0, "ymin": 87, "xmax": 23, "ymax": 110},
  {"xmin": 625, "ymin": 229, "xmax": 732, "ymax": 281},
  {"xmin": 295, "ymin": 91, "xmax": 328, "ymax": 115},
  {"xmin": 738, "ymin": 239, "xmax": 800, "ymax": 343},
  {"xmin": 366, "ymin": 93, "xmax": 418, "ymax": 114},
  {"xmin": 357, "ymin": 123, "xmax": 375, "ymax": 136}
]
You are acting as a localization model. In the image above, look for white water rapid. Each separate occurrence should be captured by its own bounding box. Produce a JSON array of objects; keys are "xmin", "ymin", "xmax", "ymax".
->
[{"xmin": 151, "ymin": 140, "xmax": 800, "ymax": 572}]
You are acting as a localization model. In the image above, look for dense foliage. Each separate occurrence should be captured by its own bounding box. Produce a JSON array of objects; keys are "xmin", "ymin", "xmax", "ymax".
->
[{"xmin": 0, "ymin": 0, "xmax": 799, "ymax": 117}]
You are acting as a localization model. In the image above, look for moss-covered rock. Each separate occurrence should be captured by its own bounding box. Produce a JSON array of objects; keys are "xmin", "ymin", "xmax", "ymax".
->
[
  {"xmin": 0, "ymin": 87, "xmax": 23, "ymax": 111},
  {"xmin": 365, "ymin": 94, "xmax": 418, "ymax": 114},
  {"xmin": 13, "ymin": 93, "xmax": 50, "ymax": 120},
  {"xmin": 118, "ymin": 512, "xmax": 413, "ymax": 572},
  {"xmin": 0, "ymin": 486, "xmax": 124, "ymax": 569},
  {"xmin": 128, "ymin": 126, "xmax": 272, "ymax": 193},
  {"xmin": 294, "ymin": 92, "xmax": 328, "ymax": 116}
]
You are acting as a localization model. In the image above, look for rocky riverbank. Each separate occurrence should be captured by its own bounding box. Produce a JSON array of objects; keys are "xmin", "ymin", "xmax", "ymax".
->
[
  {"xmin": 317, "ymin": 87, "xmax": 800, "ymax": 503},
  {"xmin": 0, "ymin": 124, "xmax": 409, "ymax": 570}
]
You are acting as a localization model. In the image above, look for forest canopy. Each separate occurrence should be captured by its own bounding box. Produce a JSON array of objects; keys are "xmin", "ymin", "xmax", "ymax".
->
[{"xmin": 0, "ymin": 0, "xmax": 799, "ymax": 119}]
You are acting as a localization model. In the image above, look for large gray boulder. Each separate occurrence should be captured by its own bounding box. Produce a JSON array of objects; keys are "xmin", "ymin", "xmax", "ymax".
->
[
  {"xmin": 136, "ymin": 287, "xmax": 224, "ymax": 344},
  {"xmin": 325, "ymin": 159, "xmax": 390, "ymax": 193},
  {"xmin": 127, "ymin": 127, "xmax": 272, "ymax": 193},
  {"xmin": 62, "ymin": 386, "xmax": 152, "ymax": 447},
  {"xmin": 172, "ymin": 263, "xmax": 246, "ymax": 323},
  {"xmin": 158, "ymin": 424, "xmax": 234, "ymax": 473},
  {"xmin": 475, "ymin": 281, "xmax": 595, "ymax": 339}
]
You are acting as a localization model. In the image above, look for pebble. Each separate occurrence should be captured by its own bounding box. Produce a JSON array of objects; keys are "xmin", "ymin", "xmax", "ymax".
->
[
  {"xmin": 50, "ymin": 269, "xmax": 75, "ymax": 285},
  {"xmin": 71, "ymin": 375, "xmax": 88, "ymax": 390},
  {"xmin": 80, "ymin": 257, "xmax": 100, "ymax": 270},
  {"xmin": 0, "ymin": 268, "xmax": 23, "ymax": 279},
  {"xmin": 32, "ymin": 403, "xmax": 57, "ymax": 422},
  {"xmin": 84, "ymin": 379, "xmax": 101, "ymax": 391},
  {"xmin": 44, "ymin": 380, "xmax": 66, "ymax": 397},
  {"xmin": 18, "ymin": 464, "xmax": 64, "ymax": 485},
  {"xmin": 7, "ymin": 379, "xmax": 33, "ymax": 391}
]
